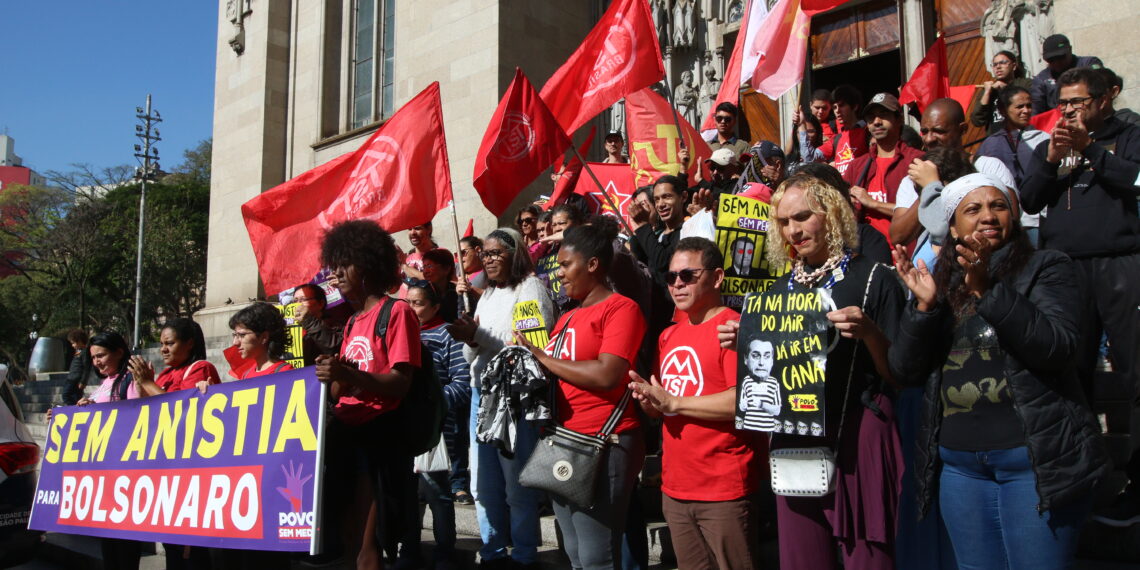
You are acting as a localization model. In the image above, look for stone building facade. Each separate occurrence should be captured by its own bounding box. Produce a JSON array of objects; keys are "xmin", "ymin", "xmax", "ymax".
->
[{"xmin": 200, "ymin": 0, "xmax": 1137, "ymax": 338}]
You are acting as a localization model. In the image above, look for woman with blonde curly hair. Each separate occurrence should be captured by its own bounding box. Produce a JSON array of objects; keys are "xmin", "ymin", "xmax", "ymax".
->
[{"xmin": 719, "ymin": 173, "xmax": 906, "ymax": 569}]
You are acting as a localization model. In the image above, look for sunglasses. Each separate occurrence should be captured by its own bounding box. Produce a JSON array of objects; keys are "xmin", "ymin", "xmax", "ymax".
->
[
  {"xmin": 518, "ymin": 217, "xmax": 537, "ymax": 225},
  {"xmin": 665, "ymin": 268, "xmax": 713, "ymax": 286},
  {"xmin": 714, "ymin": 115, "xmax": 734, "ymax": 123}
]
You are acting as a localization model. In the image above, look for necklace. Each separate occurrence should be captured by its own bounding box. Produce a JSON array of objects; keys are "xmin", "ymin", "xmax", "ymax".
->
[{"xmin": 790, "ymin": 250, "xmax": 851, "ymax": 289}]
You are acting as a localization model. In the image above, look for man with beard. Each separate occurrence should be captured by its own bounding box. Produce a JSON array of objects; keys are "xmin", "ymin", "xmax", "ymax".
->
[{"xmin": 841, "ymin": 93, "xmax": 924, "ymax": 244}]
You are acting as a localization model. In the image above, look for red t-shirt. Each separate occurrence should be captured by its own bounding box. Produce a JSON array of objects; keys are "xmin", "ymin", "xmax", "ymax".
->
[
  {"xmin": 155, "ymin": 360, "xmax": 221, "ymax": 392},
  {"xmin": 337, "ymin": 297, "xmax": 422, "ymax": 425},
  {"xmin": 242, "ymin": 361, "xmax": 294, "ymax": 379},
  {"xmin": 657, "ymin": 308, "xmax": 759, "ymax": 501},
  {"xmin": 864, "ymin": 155, "xmax": 895, "ymax": 242},
  {"xmin": 824, "ymin": 123, "xmax": 870, "ymax": 175},
  {"xmin": 545, "ymin": 293, "xmax": 646, "ymax": 434}
]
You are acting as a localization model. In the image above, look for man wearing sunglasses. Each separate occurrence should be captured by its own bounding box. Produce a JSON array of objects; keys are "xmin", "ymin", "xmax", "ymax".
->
[
  {"xmin": 626, "ymin": 237, "xmax": 760, "ymax": 568},
  {"xmin": 1021, "ymin": 67, "xmax": 1140, "ymax": 528},
  {"xmin": 705, "ymin": 102, "xmax": 751, "ymax": 159}
]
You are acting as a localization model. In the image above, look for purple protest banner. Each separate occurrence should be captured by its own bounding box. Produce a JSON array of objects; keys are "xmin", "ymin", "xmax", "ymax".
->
[{"xmin": 29, "ymin": 366, "xmax": 327, "ymax": 553}]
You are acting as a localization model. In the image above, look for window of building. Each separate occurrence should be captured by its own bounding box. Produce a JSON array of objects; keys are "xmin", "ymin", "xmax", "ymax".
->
[{"xmin": 350, "ymin": 0, "xmax": 395, "ymax": 130}]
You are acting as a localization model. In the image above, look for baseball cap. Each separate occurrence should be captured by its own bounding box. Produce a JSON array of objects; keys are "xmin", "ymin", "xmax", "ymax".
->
[
  {"xmin": 863, "ymin": 92, "xmax": 901, "ymax": 118},
  {"xmin": 1042, "ymin": 34, "xmax": 1072, "ymax": 61},
  {"xmin": 706, "ymin": 148, "xmax": 740, "ymax": 167},
  {"xmin": 604, "ymin": 130, "xmax": 624, "ymax": 141},
  {"xmin": 752, "ymin": 141, "xmax": 785, "ymax": 163}
]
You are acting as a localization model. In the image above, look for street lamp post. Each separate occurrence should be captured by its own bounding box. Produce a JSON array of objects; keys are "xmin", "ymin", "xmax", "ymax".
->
[{"xmin": 132, "ymin": 95, "xmax": 161, "ymax": 349}]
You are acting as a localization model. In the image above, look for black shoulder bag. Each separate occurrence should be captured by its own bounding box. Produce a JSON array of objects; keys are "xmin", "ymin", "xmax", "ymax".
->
[{"xmin": 518, "ymin": 311, "xmax": 632, "ymax": 509}]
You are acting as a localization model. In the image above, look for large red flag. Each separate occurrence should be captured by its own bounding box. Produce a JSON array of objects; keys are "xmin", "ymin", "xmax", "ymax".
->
[
  {"xmin": 626, "ymin": 87, "xmax": 712, "ymax": 188},
  {"xmin": 540, "ymin": 0, "xmax": 664, "ymax": 133},
  {"xmin": 948, "ymin": 85, "xmax": 980, "ymax": 117},
  {"xmin": 899, "ymin": 37, "xmax": 951, "ymax": 113},
  {"xmin": 473, "ymin": 68, "xmax": 572, "ymax": 216},
  {"xmin": 747, "ymin": 0, "xmax": 844, "ymax": 99},
  {"xmin": 242, "ymin": 82, "xmax": 453, "ymax": 295},
  {"xmin": 544, "ymin": 128, "xmax": 596, "ymax": 211}
]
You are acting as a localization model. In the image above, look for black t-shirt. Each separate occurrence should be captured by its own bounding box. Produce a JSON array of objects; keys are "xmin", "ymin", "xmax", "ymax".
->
[
  {"xmin": 939, "ymin": 312, "xmax": 1024, "ymax": 451},
  {"xmin": 769, "ymin": 255, "xmax": 905, "ymax": 449}
]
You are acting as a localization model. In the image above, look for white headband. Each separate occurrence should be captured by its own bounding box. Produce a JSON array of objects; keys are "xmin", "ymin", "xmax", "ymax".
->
[{"xmin": 918, "ymin": 173, "xmax": 1012, "ymax": 243}]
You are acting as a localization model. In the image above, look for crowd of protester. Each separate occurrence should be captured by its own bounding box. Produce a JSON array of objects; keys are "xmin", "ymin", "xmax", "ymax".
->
[{"xmin": 57, "ymin": 33, "xmax": 1140, "ymax": 570}]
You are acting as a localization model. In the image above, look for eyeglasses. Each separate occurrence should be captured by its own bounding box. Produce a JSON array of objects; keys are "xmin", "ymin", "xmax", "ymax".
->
[
  {"xmin": 480, "ymin": 249, "xmax": 507, "ymax": 260},
  {"xmin": 992, "ymin": 59, "xmax": 1013, "ymax": 67},
  {"xmin": 1057, "ymin": 96, "xmax": 1094, "ymax": 110},
  {"xmin": 714, "ymin": 115, "xmax": 734, "ymax": 123},
  {"xmin": 231, "ymin": 330, "xmax": 255, "ymax": 341},
  {"xmin": 293, "ymin": 296, "xmax": 315, "ymax": 303},
  {"xmin": 460, "ymin": 247, "xmax": 478, "ymax": 256},
  {"xmin": 665, "ymin": 268, "xmax": 712, "ymax": 286}
]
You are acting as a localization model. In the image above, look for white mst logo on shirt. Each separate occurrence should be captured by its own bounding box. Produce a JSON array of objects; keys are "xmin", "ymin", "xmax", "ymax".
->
[
  {"xmin": 660, "ymin": 346, "xmax": 704, "ymax": 398},
  {"xmin": 343, "ymin": 336, "xmax": 374, "ymax": 372}
]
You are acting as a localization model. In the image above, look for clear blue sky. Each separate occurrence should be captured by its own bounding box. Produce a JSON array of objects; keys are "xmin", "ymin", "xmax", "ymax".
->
[{"xmin": 0, "ymin": 2, "xmax": 217, "ymax": 177}]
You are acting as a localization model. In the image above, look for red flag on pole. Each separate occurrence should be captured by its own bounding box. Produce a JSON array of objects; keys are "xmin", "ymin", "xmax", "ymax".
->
[
  {"xmin": 1030, "ymin": 108, "xmax": 1061, "ymax": 131},
  {"xmin": 544, "ymin": 128, "xmax": 596, "ymax": 211},
  {"xmin": 462, "ymin": 219, "xmax": 474, "ymax": 238},
  {"xmin": 899, "ymin": 37, "xmax": 951, "ymax": 114},
  {"xmin": 948, "ymin": 85, "xmax": 980, "ymax": 116},
  {"xmin": 473, "ymin": 68, "xmax": 572, "ymax": 216},
  {"xmin": 700, "ymin": 0, "xmax": 769, "ymax": 136},
  {"xmin": 578, "ymin": 162, "xmax": 638, "ymax": 221},
  {"xmin": 746, "ymin": 0, "xmax": 844, "ymax": 100},
  {"xmin": 626, "ymin": 87, "xmax": 712, "ymax": 188},
  {"xmin": 242, "ymin": 82, "xmax": 454, "ymax": 295},
  {"xmin": 539, "ymin": 0, "xmax": 664, "ymax": 134}
]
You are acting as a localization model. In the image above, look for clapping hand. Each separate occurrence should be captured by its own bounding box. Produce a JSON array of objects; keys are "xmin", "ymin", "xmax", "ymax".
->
[
  {"xmin": 893, "ymin": 244, "xmax": 937, "ymax": 311},
  {"xmin": 954, "ymin": 231, "xmax": 994, "ymax": 298},
  {"xmin": 628, "ymin": 370, "xmax": 676, "ymax": 415}
]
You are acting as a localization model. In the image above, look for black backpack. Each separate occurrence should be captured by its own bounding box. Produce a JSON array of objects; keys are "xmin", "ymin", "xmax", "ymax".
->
[{"xmin": 348, "ymin": 297, "xmax": 446, "ymax": 456}]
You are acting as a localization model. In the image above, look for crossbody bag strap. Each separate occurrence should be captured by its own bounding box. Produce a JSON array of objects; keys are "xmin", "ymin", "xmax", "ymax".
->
[
  {"xmin": 547, "ymin": 311, "xmax": 576, "ymax": 424},
  {"xmin": 597, "ymin": 387, "xmax": 633, "ymax": 439},
  {"xmin": 833, "ymin": 262, "xmax": 880, "ymax": 451}
]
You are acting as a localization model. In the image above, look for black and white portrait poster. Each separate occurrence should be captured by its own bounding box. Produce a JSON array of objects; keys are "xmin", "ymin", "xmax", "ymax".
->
[{"xmin": 735, "ymin": 287, "xmax": 834, "ymax": 436}]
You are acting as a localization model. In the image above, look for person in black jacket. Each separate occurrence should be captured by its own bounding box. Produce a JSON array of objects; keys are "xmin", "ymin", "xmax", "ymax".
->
[
  {"xmin": 892, "ymin": 173, "xmax": 1108, "ymax": 568},
  {"xmin": 1030, "ymin": 35, "xmax": 1103, "ymax": 115},
  {"xmin": 1019, "ymin": 67, "xmax": 1140, "ymax": 526},
  {"xmin": 62, "ymin": 329, "xmax": 92, "ymax": 405}
]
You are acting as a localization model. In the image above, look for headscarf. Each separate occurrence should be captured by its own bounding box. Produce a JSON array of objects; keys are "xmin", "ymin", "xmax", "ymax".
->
[
  {"xmin": 486, "ymin": 227, "xmax": 524, "ymax": 251},
  {"xmin": 917, "ymin": 172, "xmax": 1013, "ymax": 243}
]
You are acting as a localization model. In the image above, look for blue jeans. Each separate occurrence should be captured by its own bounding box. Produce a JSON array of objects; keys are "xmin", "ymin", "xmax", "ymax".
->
[
  {"xmin": 938, "ymin": 446, "xmax": 1091, "ymax": 570},
  {"xmin": 469, "ymin": 386, "xmax": 543, "ymax": 564}
]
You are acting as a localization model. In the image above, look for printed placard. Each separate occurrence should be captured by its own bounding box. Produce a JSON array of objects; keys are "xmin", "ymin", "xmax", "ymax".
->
[
  {"xmin": 30, "ymin": 367, "xmax": 326, "ymax": 553},
  {"xmin": 735, "ymin": 288, "xmax": 833, "ymax": 436},
  {"xmin": 277, "ymin": 303, "xmax": 307, "ymax": 369},
  {"xmin": 512, "ymin": 300, "xmax": 550, "ymax": 348},
  {"xmin": 715, "ymin": 194, "xmax": 786, "ymax": 309}
]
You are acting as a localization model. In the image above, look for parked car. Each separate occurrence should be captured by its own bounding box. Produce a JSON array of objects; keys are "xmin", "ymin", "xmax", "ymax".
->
[{"xmin": 0, "ymin": 363, "xmax": 42, "ymax": 566}]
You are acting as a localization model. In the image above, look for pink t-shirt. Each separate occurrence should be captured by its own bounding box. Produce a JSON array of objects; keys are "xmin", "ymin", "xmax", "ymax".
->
[
  {"xmin": 89, "ymin": 373, "xmax": 139, "ymax": 403},
  {"xmin": 336, "ymin": 297, "xmax": 422, "ymax": 425}
]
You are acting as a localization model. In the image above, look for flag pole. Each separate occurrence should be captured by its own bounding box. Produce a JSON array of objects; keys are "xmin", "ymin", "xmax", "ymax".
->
[
  {"xmin": 447, "ymin": 201, "xmax": 472, "ymax": 315},
  {"xmin": 570, "ymin": 145, "xmax": 637, "ymax": 237}
]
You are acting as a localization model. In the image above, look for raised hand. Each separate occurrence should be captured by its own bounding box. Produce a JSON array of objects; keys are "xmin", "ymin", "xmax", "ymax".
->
[
  {"xmin": 908, "ymin": 158, "xmax": 940, "ymax": 189},
  {"xmin": 892, "ymin": 244, "xmax": 937, "ymax": 311},
  {"xmin": 277, "ymin": 460, "xmax": 313, "ymax": 513}
]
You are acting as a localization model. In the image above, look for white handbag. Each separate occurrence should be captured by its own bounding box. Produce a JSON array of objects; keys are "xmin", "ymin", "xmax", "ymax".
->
[
  {"xmin": 413, "ymin": 438, "xmax": 451, "ymax": 473},
  {"xmin": 768, "ymin": 264, "xmax": 878, "ymax": 497}
]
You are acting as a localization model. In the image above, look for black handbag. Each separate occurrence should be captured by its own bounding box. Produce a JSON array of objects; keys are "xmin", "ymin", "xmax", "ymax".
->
[{"xmin": 518, "ymin": 311, "xmax": 633, "ymax": 509}]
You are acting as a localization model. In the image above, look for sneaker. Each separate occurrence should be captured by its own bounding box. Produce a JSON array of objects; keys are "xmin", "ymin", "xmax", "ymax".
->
[
  {"xmin": 453, "ymin": 490, "xmax": 474, "ymax": 505},
  {"xmin": 1092, "ymin": 496, "xmax": 1140, "ymax": 527}
]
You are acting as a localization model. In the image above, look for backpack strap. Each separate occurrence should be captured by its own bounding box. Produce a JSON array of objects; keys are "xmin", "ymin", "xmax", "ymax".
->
[{"xmin": 182, "ymin": 359, "xmax": 207, "ymax": 382}]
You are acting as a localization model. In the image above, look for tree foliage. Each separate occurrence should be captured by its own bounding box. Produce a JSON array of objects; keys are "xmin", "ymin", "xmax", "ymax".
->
[{"xmin": 0, "ymin": 140, "xmax": 212, "ymax": 376}]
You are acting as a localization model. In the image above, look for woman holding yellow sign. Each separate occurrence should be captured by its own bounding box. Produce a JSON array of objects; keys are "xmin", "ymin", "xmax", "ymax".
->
[{"xmin": 718, "ymin": 173, "xmax": 905, "ymax": 569}]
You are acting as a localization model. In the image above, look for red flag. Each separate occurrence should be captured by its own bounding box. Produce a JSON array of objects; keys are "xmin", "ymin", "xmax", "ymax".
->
[
  {"xmin": 1030, "ymin": 108, "xmax": 1061, "ymax": 131},
  {"xmin": 544, "ymin": 129, "xmax": 596, "ymax": 211},
  {"xmin": 540, "ymin": 0, "xmax": 664, "ymax": 133},
  {"xmin": 473, "ymin": 68, "xmax": 572, "ymax": 216},
  {"xmin": 626, "ymin": 87, "xmax": 712, "ymax": 188},
  {"xmin": 899, "ymin": 37, "xmax": 951, "ymax": 113},
  {"xmin": 223, "ymin": 345, "xmax": 256, "ymax": 380},
  {"xmin": 949, "ymin": 85, "xmax": 980, "ymax": 116},
  {"xmin": 578, "ymin": 163, "xmax": 638, "ymax": 221},
  {"xmin": 462, "ymin": 219, "xmax": 474, "ymax": 238},
  {"xmin": 747, "ymin": 0, "xmax": 844, "ymax": 99},
  {"xmin": 242, "ymin": 82, "xmax": 453, "ymax": 295}
]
